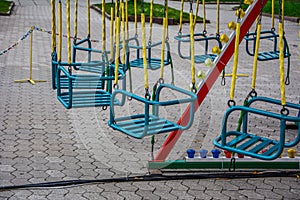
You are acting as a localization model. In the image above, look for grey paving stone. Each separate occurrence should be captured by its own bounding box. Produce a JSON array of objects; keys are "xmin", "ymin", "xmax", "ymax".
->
[
  {"xmin": 237, "ymin": 189, "xmax": 265, "ymax": 199},
  {"xmin": 100, "ymin": 191, "xmax": 125, "ymax": 200}
]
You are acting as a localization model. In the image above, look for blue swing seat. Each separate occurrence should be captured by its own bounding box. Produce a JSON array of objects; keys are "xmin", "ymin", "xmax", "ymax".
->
[
  {"xmin": 214, "ymin": 96, "xmax": 300, "ymax": 160},
  {"xmin": 244, "ymin": 30, "xmax": 290, "ymax": 61},
  {"xmin": 109, "ymin": 84, "xmax": 197, "ymax": 139},
  {"xmin": 128, "ymin": 37, "xmax": 171, "ymax": 70},
  {"xmin": 174, "ymin": 32, "xmax": 222, "ymax": 63},
  {"xmin": 56, "ymin": 62, "xmax": 126, "ymax": 109}
]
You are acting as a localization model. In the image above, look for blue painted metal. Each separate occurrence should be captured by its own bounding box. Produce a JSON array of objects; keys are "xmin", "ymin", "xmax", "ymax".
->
[
  {"xmin": 72, "ymin": 37, "xmax": 109, "ymax": 73},
  {"xmin": 127, "ymin": 37, "xmax": 171, "ymax": 70},
  {"xmin": 244, "ymin": 30, "xmax": 290, "ymax": 61},
  {"xmin": 214, "ymin": 96, "xmax": 300, "ymax": 160},
  {"xmin": 174, "ymin": 32, "xmax": 222, "ymax": 63},
  {"xmin": 56, "ymin": 62, "xmax": 126, "ymax": 109},
  {"xmin": 109, "ymin": 84, "xmax": 197, "ymax": 139}
]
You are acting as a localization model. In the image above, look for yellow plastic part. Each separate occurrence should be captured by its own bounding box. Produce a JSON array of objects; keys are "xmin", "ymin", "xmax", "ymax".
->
[
  {"xmin": 134, "ymin": 0, "xmax": 137, "ymax": 36},
  {"xmin": 244, "ymin": 0, "xmax": 254, "ymax": 5},
  {"xmin": 212, "ymin": 46, "xmax": 221, "ymax": 54},
  {"xmin": 229, "ymin": 22, "xmax": 241, "ymax": 101},
  {"xmin": 235, "ymin": 8, "xmax": 245, "ymax": 19},
  {"xmin": 178, "ymin": 0, "xmax": 184, "ymax": 33},
  {"xmin": 287, "ymin": 149, "xmax": 297, "ymax": 158},
  {"xmin": 228, "ymin": 21, "xmax": 236, "ymax": 30},
  {"xmin": 220, "ymin": 34, "xmax": 229, "ymax": 43}
]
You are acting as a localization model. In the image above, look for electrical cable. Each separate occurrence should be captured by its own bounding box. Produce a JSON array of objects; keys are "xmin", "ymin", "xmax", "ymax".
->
[{"xmin": 1, "ymin": 170, "xmax": 299, "ymax": 191}]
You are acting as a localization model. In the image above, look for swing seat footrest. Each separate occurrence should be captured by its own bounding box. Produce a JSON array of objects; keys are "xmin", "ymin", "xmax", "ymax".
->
[
  {"xmin": 193, "ymin": 54, "xmax": 218, "ymax": 63},
  {"xmin": 109, "ymin": 114, "xmax": 181, "ymax": 139},
  {"xmin": 58, "ymin": 90, "xmax": 114, "ymax": 109},
  {"xmin": 258, "ymin": 51, "xmax": 290, "ymax": 61},
  {"xmin": 130, "ymin": 58, "xmax": 169, "ymax": 70},
  {"xmin": 213, "ymin": 131, "xmax": 283, "ymax": 160},
  {"xmin": 58, "ymin": 76, "xmax": 105, "ymax": 89}
]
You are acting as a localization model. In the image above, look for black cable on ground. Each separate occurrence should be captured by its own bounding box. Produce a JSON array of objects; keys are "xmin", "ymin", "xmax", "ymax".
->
[{"xmin": 1, "ymin": 170, "xmax": 299, "ymax": 191}]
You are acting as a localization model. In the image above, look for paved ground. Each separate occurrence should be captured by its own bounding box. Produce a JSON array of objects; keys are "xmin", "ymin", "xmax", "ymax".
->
[{"xmin": 0, "ymin": 0, "xmax": 299, "ymax": 199}]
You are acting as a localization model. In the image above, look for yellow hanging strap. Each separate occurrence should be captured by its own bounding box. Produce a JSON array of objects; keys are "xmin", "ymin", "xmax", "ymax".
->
[
  {"xmin": 125, "ymin": 0, "xmax": 129, "ymax": 40},
  {"xmin": 114, "ymin": 6, "xmax": 121, "ymax": 86},
  {"xmin": 202, "ymin": 0, "xmax": 206, "ymax": 33},
  {"xmin": 58, "ymin": 0, "xmax": 62, "ymax": 62},
  {"xmin": 271, "ymin": 0, "xmax": 275, "ymax": 30},
  {"xmin": 229, "ymin": 19, "xmax": 241, "ymax": 103},
  {"xmin": 87, "ymin": 0, "xmax": 91, "ymax": 37},
  {"xmin": 279, "ymin": 0, "xmax": 286, "ymax": 106},
  {"xmin": 134, "ymin": 0, "xmax": 138, "ymax": 36},
  {"xmin": 251, "ymin": 22, "xmax": 261, "ymax": 90},
  {"xmin": 110, "ymin": 7, "xmax": 114, "ymax": 61},
  {"xmin": 102, "ymin": 0, "xmax": 106, "ymax": 52},
  {"xmin": 67, "ymin": 0, "xmax": 71, "ymax": 64},
  {"xmin": 216, "ymin": 0, "xmax": 220, "ymax": 36},
  {"xmin": 178, "ymin": 0, "xmax": 184, "ymax": 34},
  {"xmin": 74, "ymin": 0, "xmax": 78, "ymax": 40},
  {"xmin": 193, "ymin": 0, "xmax": 200, "ymax": 26},
  {"xmin": 159, "ymin": 9, "xmax": 167, "ymax": 81},
  {"xmin": 51, "ymin": 0, "xmax": 56, "ymax": 53},
  {"xmin": 190, "ymin": 10, "xmax": 196, "ymax": 92},
  {"xmin": 142, "ymin": 14, "xmax": 149, "ymax": 91},
  {"xmin": 148, "ymin": 0, "xmax": 154, "ymax": 43},
  {"xmin": 121, "ymin": 2, "xmax": 126, "ymax": 65}
]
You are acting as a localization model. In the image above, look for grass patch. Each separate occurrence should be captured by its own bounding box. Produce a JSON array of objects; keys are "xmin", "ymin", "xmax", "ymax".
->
[
  {"xmin": 0, "ymin": 0, "xmax": 12, "ymax": 13},
  {"xmin": 95, "ymin": 1, "xmax": 203, "ymax": 23}
]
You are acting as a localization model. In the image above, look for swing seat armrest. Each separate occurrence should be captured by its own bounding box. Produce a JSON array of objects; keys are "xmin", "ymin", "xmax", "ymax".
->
[
  {"xmin": 73, "ymin": 37, "xmax": 90, "ymax": 46},
  {"xmin": 73, "ymin": 45, "xmax": 103, "ymax": 54},
  {"xmin": 155, "ymin": 84, "xmax": 198, "ymax": 105}
]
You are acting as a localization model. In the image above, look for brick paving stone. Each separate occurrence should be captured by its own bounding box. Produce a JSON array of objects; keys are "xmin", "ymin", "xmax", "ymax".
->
[
  {"xmin": 83, "ymin": 192, "xmax": 107, "ymax": 200},
  {"xmin": 255, "ymin": 188, "xmax": 283, "ymax": 199},
  {"xmin": 118, "ymin": 190, "xmax": 143, "ymax": 200},
  {"xmin": 237, "ymin": 189, "xmax": 265, "ymax": 199},
  {"xmin": 153, "ymin": 189, "xmax": 178, "ymax": 200},
  {"xmin": 220, "ymin": 190, "xmax": 248, "ymax": 200},
  {"xmin": 272, "ymin": 189, "xmax": 300, "ymax": 200},
  {"xmin": 170, "ymin": 189, "xmax": 196, "ymax": 200},
  {"xmin": 204, "ymin": 190, "xmax": 230, "ymax": 200},
  {"xmin": 100, "ymin": 191, "xmax": 125, "ymax": 200},
  {"xmin": 135, "ymin": 189, "xmax": 161, "ymax": 199}
]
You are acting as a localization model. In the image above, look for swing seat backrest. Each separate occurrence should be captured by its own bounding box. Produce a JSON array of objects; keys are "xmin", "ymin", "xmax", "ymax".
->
[
  {"xmin": 213, "ymin": 96, "xmax": 300, "ymax": 160},
  {"xmin": 109, "ymin": 84, "xmax": 197, "ymax": 139},
  {"xmin": 175, "ymin": 32, "xmax": 222, "ymax": 63},
  {"xmin": 244, "ymin": 30, "xmax": 290, "ymax": 61},
  {"xmin": 72, "ymin": 37, "xmax": 109, "ymax": 73},
  {"xmin": 56, "ymin": 62, "xmax": 126, "ymax": 109},
  {"xmin": 127, "ymin": 36, "xmax": 171, "ymax": 70}
]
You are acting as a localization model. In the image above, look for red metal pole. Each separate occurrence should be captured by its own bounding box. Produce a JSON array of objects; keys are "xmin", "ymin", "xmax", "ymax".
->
[{"xmin": 154, "ymin": 0, "xmax": 268, "ymax": 162}]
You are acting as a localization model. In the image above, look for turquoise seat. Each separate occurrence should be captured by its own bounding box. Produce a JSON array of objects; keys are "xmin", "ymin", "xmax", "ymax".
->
[
  {"xmin": 214, "ymin": 97, "xmax": 300, "ymax": 160},
  {"xmin": 109, "ymin": 84, "xmax": 197, "ymax": 139},
  {"xmin": 174, "ymin": 32, "xmax": 222, "ymax": 63}
]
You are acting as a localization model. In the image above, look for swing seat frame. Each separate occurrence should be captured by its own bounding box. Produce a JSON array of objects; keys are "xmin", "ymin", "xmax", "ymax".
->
[
  {"xmin": 174, "ymin": 32, "xmax": 222, "ymax": 63},
  {"xmin": 109, "ymin": 83, "xmax": 197, "ymax": 139},
  {"xmin": 127, "ymin": 37, "xmax": 171, "ymax": 70},
  {"xmin": 72, "ymin": 37, "xmax": 110, "ymax": 74},
  {"xmin": 245, "ymin": 30, "xmax": 290, "ymax": 61},
  {"xmin": 214, "ymin": 96, "xmax": 300, "ymax": 160},
  {"xmin": 56, "ymin": 62, "xmax": 126, "ymax": 109}
]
